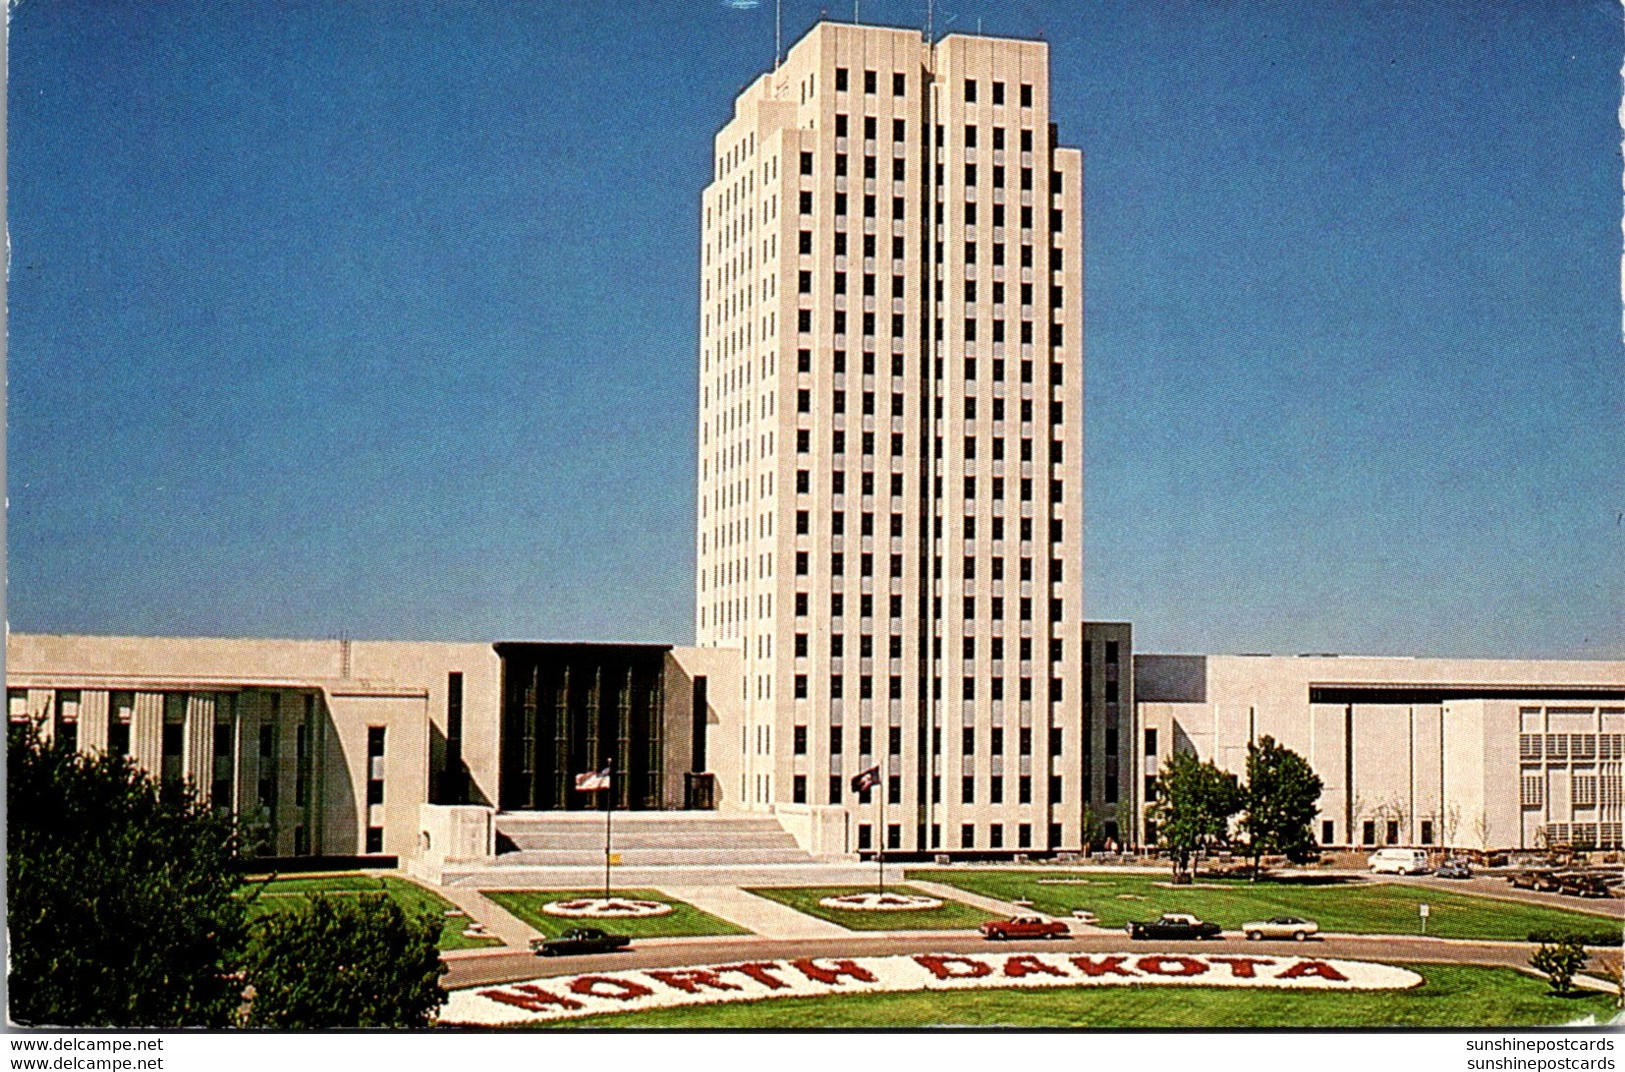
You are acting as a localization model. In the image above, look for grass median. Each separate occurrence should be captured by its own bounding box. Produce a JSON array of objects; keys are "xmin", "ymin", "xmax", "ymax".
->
[
  {"xmin": 909, "ymin": 869, "xmax": 1621, "ymax": 943},
  {"xmin": 242, "ymin": 872, "xmax": 500, "ymax": 951},
  {"xmin": 481, "ymin": 889, "xmax": 749, "ymax": 939},
  {"xmin": 744, "ymin": 885, "xmax": 996, "ymax": 931},
  {"xmin": 551, "ymin": 963, "xmax": 1617, "ymax": 1028}
]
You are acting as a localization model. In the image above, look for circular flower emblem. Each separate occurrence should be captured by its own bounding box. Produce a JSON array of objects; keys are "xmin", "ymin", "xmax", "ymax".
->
[{"xmin": 542, "ymin": 897, "xmax": 674, "ymax": 918}]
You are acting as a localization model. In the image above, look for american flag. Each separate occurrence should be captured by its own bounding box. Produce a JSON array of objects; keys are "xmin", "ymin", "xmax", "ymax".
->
[
  {"xmin": 850, "ymin": 764, "xmax": 880, "ymax": 793},
  {"xmin": 575, "ymin": 765, "xmax": 612, "ymax": 792}
]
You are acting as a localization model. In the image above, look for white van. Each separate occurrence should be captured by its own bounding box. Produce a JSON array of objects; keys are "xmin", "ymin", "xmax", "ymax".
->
[{"xmin": 1367, "ymin": 848, "xmax": 1430, "ymax": 875}]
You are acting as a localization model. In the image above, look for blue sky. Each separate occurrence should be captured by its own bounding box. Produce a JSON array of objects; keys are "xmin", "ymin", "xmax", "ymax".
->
[{"xmin": 7, "ymin": 1, "xmax": 1620, "ymax": 658}]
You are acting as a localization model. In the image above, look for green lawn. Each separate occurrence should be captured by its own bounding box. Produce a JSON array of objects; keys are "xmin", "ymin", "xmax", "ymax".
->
[
  {"xmin": 744, "ymin": 886, "xmax": 996, "ymax": 931},
  {"xmin": 910, "ymin": 869, "xmax": 1622, "ymax": 943},
  {"xmin": 550, "ymin": 963, "xmax": 1618, "ymax": 1028},
  {"xmin": 242, "ymin": 873, "xmax": 500, "ymax": 951},
  {"xmin": 482, "ymin": 889, "xmax": 749, "ymax": 939}
]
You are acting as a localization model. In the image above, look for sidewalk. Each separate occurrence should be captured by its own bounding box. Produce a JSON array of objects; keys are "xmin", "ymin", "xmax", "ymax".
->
[
  {"xmin": 428, "ymin": 883, "xmax": 541, "ymax": 950},
  {"xmin": 907, "ymin": 879, "xmax": 1035, "ymax": 918},
  {"xmin": 656, "ymin": 885, "xmax": 852, "ymax": 940}
]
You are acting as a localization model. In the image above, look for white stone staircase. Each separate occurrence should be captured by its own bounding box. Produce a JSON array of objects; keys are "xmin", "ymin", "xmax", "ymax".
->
[{"xmin": 438, "ymin": 810, "xmax": 874, "ymax": 889}]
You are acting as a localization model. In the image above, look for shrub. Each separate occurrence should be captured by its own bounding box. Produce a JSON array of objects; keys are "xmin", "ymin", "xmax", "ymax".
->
[
  {"xmin": 241, "ymin": 892, "xmax": 446, "ymax": 1027},
  {"xmin": 1529, "ymin": 935, "xmax": 1588, "ymax": 996},
  {"xmin": 1527, "ymin": 929, "xmax": 1623, "ymax": 949}
]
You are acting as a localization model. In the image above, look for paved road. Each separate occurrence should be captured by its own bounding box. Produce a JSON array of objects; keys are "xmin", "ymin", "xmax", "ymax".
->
[
  {"xmin": 1375, "ymin": 874, "xmax": 1625, "ymax": 919},
  {"xmin": 443, "ymin": 929, "xmax": 1555, "ymax": 990}
]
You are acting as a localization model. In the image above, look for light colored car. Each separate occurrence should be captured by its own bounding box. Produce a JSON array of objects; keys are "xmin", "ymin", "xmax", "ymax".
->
[
  {"xmin": 1242, "ymin": 915, "xmax": 1319, "ymax": 941},
  {"xmin": 1368, "ymin": 848, "xmax": 1431, "ymax": 875}
]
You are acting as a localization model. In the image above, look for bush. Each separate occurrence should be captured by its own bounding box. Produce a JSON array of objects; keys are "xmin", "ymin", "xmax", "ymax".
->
[
  {"xmin": 1527, "ymin": 929, "xmax": 1623, "ymax": 949},
  {"xmin": 241, "ymin": 892, "xmax": 447, "ymax": 1027},
  {"xmin": 1529, "ymin": 935, "xmax": 1588, "ymax": 996}
]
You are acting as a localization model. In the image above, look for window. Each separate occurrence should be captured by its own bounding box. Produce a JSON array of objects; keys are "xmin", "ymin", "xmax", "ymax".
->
[
  {"xmin": 1020, "ymin": 83, "xmax": 1033, "ymax": 107},
  {"xmin": 836, "ymin": 67, "xmax": 849, "ymax": 91},
  {"xmin": 800, "ymin": 151, "xmax": 814, "ymax": 175},
  {"xmin": 1144, "ymin": 776, "xmax": 1157, "ymax": 802},
  {"xmin": 1420, "ymin": 820, "xmax": 1434, "ymax": 845},
  {"xmin": 367, "ymin": 726, "xmax": 386, "ymax": 807},
  {"xmin": 962, "ymin": 775, "xmax": 975, "ymax": 804},
  {"xmin": 793, "ymin": 775, "xmax": 807, "ymax": 803},
  {"xmin": 1521, "ymin": 775, "xmax": 1543, "ymax": 807},
  {"xmin": 893, "ymin": 72, "xmax": 906, "ymax": 95},
  {"xmin": 992, "ymin": 81, "xmax": 1005, "ymax": 105},
  {"xmin": 864, "ymin": 69, "xmax": 876, "ymax": 93},
  {"xmin": 961, "ymin": 823, "xmax": 975, "ymax": 849},
  {"xmin": 1384, "ymin": 820, "xmax": 1399, "ymax": 845},
  {"xmin": 794, "ymin": 725, "xmax": 808, "ymax": 754},
  {"xmin": 1321, "ymin": 820, "xmax": 1335, "ymax": 844},
  {"xmin": 1144, "ymin": 728, "xmax": 1157, "ymax": 757},
  {"xmin": 1361, "ymin": 821, "xmax": 1376, "ymax": 846},
  {"xmin": 1575, "ymin": 774, "xmax": 1598, "ymax": 808}
]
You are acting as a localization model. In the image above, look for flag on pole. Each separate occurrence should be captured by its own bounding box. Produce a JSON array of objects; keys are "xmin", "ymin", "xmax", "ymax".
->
[
  {"xmin": 850, "ymin": 764, "xmax": 880, "ymax": 793},
  {"xmin": 575, "ymin": 765, "xmax": 612, "ymax": 792}
]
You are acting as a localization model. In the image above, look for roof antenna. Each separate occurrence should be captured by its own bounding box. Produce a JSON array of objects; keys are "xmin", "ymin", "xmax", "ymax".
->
[
  {"xmin": 774, "ymin": 0, "xmax": 782, "ymax": 70},
  {"xmin": 854, "ymin": 1, "xmax": 860, "ymax": 22},
  {"xmin": 926, "ymin": 0, "xmax": 933, "ymax": 41}
]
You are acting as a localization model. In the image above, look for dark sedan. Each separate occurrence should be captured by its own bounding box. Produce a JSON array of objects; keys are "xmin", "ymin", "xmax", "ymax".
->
[
  {"xmin": 531, "ymin": 927, "xmax": 633, "ymax": 956},
  {"xmin": 1126, "ymin": 912, "xmax": 1223, "ymax": 940}
]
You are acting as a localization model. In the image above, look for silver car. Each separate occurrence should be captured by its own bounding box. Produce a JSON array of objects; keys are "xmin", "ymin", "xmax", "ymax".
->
[{"xmin": 1242, "ymin": 915, "xmax": 1319, "ymax": 941}]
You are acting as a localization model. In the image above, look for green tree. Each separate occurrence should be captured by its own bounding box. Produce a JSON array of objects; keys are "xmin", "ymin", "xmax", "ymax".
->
[
  {"xmin": 1239, "ymin": 735, "xmax": 1324, "ymax": 881},
  {"xmin": 241, "ymin": 893, "xmax": 447, "ymax": 1027},
  {"xmin": 7, "ymin": 721, "xmax": 248, "ymax": 1027},
  {"xmin": 1529, "ymin": 935, "xmax": 1588, "ymax": 996},
  {"xmin": 1148, "ymin": 751, "xmax": 1243, "ymax": 879}
]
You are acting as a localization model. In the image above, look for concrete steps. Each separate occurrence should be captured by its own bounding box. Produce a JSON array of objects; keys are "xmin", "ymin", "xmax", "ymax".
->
[
  {"xmin": 434, "ymin": 810, "xmax": 874, "ymax": 891},
  {"xmin": 442, "ymin": 860, "xmax": 880, "ymax": 890}
]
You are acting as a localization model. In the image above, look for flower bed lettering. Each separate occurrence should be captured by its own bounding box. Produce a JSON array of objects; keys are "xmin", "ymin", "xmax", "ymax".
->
[{"xmin": 443, "ymin": 952, "xmax": 1422, "ymax": 1025}]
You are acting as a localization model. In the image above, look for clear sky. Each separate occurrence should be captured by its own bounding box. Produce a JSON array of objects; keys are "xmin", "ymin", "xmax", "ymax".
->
[{"xmin": 7, "ymin": 1, "xmax": 1620, "ymax": 658}]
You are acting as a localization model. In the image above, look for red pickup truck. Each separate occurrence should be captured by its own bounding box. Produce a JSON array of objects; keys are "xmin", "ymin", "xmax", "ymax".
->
[{"xmin": 979, "ymin": 915, "xmax": 1070, "ymax": 941}]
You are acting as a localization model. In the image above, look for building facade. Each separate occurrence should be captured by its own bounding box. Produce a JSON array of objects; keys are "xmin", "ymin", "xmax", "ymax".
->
[
  {"xmin": 5, "ymin": 634, "xmax": 743, "ymax": 861},
  {"xmin": 1134, "ymin": 654, "xmax": 1625, "ymax": 852},
  {"xmin": 696, "ymin": 22, "xmax": 1089, "ymax": 856}
]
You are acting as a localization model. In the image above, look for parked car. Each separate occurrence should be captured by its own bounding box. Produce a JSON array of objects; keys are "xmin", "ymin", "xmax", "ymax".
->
[
  {"xmin": 979, "ymin": 915, "xmax": 1070, "ymax": 940},
  {"xmin": 1367, "ymin": 848, "xmax": 1431, "ymax": 875},
  {"xmin": 1126, "ymin": 912, "xmax": 1223, "ymax": 940},
  {"xmin": 1508, "ymin": 868, "xmax": 1559, "ymax": 891},
  {"xmin": 1435, "ymin": 859, "xmax": 1472, "ymax": 880},
  {"xmin": 531, "ymin": 927, "xmax": 632, "ymax": 956},
  {"xmin": 1241, "ymin": 915, "xmax": 1319, "ymax": 941},
  {"xmin": 1553, "ymin": 871, "xmax": 1616, "ymax": 898}
]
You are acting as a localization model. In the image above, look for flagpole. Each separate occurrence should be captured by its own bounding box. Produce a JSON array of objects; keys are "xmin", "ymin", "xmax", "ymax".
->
[
  {"xmin": 603, "ymin": 761, "xmax": 613, "ymax": 901},
  {"xmin": 877, "ymin": 768, "xmax": 885, "ymax": 895}
]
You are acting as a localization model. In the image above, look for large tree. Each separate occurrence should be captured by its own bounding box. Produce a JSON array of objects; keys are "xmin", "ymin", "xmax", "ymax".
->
[
  {"xmin": 1147, "ymin": 751, "xmax": 1244, "ymax": 878},
  {"xmin": 7, "ymin": 721, "xmax": 248, "ymax": 1026},
  {"xmin": 1239, "ymin": 735, "xmax": 1324, "ymax": 880},
  {"xmin": 241, "ymin": 893, "xmax": 447, "ymax": 1027}
]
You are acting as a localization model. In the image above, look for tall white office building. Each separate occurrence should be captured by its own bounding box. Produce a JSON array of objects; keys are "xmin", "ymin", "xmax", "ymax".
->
[{"xmin": 696, "ymin": 21, "xmax": 1087, "ymax": 855}]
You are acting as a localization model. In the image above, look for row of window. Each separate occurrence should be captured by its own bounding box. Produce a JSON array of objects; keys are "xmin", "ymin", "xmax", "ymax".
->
[
  {"xmin": 794, "ymin": 724, "xmax": 1065, "ymax": 757},
  {"xmin": 793, "ymin": 772, "xmax": 1066, "ymax": 808},
  {"xmin": 795, "ymin": 548, "xmax": 1064, "ymax": 582},
  {"xmin": 828, "ymin": 68, "xmax": 1035, "ymax": 111},
  {"xmin": 794, "ymin": 543, "xmax": 1062, "ymax": 579},
  {"xmin": 793, "ymin": 671, "xmax": 1065, "ymax": 700},
  {"xmin": 1517, "ymin": 733, "xmax": 1625, "ymax": 760}
]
